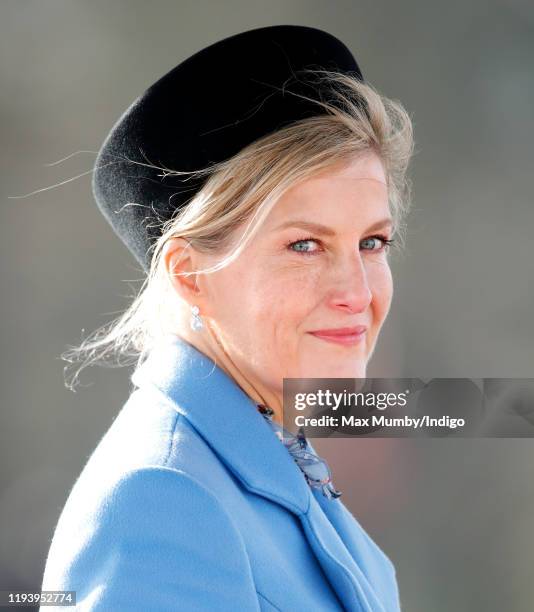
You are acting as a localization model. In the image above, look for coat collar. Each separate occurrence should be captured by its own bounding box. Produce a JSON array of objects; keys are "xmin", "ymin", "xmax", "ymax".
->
[{"xmin": 131, "ymin": 334, "xmax": 311, "ymax": 516}]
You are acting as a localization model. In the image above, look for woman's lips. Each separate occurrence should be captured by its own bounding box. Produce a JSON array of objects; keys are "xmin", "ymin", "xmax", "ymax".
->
[{"xmin": 308, "ymin": 326, "xmax": 367, "ymax": 346}]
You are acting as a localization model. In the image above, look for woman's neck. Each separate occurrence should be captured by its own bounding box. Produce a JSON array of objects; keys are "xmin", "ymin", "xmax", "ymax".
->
[{"xmin": 176, "ymin": 325, "xmax": 284, "ymax": 426}]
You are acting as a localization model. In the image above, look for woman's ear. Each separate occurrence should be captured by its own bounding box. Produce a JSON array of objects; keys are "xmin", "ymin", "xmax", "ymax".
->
[{"xmin": 161, "ymin": 237, "xmax": 205, "ymax": 307}]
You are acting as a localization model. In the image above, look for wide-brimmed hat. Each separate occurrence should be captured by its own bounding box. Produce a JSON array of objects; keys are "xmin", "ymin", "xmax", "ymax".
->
[{"xmin": 92, "ymin": 25, "xmax": 363, "ymax": 272}]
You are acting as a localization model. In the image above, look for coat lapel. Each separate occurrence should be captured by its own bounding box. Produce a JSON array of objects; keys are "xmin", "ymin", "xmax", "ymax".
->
[
  {"xmin": 131, "ymin": 334, "xmax": 389, "ymax": 611},
  {"xmin": 309, "ymin": 479, "xmax": 398, "ymax": 611},
  {"xmin": 301, "ymin": 493, "xmax": 390, "ymax": 611}
]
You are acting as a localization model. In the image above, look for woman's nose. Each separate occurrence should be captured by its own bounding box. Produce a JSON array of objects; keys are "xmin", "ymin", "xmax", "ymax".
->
[{"xmin": 326, "ymin": 254, "xmax": 373, "ymax": 314}]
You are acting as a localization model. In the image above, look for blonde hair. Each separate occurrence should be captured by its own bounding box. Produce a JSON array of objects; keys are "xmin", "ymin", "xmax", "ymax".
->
[{"xmin": 63, "ymin": 70, "xmax": 415, "ymax": 390}]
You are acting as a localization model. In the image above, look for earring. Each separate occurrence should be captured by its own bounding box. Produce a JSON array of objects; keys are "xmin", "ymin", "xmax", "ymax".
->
[{"xmin": 190, "ymin": 305, "xmax": 204, "ymax": 332}]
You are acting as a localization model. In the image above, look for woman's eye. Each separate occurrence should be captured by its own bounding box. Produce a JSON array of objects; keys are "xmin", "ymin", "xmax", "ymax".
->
[
  {"xmin": 360, "ymin": 235, "xmax": 393, "ymax": 251},
  {"xmin": 287, "ymin": 238, "xmax": 321, "ymax": 254}
]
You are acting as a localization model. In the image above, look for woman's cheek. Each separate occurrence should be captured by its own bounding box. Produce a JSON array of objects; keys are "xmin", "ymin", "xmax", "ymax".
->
[
  {"xmin": 285, "ymin": 261, "xmax": 324, "ymax": 290},
  {"xmin": 265, "ymin": 261, "xmax": 322, "ymax": 300}
]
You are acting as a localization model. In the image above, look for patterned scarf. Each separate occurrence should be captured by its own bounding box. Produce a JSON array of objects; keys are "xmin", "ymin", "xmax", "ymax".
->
[{"xmin": 257, "ymin": 404, "xmax": 342, "ymax": 500}]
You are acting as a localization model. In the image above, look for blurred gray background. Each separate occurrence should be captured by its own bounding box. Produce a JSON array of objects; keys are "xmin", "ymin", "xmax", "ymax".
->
[{"xmin": 1, "ymin": 1, "xmax": 533, "ymax": 610}]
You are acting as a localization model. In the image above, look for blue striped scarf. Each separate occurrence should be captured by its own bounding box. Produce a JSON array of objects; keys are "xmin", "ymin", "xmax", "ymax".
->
[{"xmin": 257, "ymin": 404, "xmax": 342, "ymax": 500}]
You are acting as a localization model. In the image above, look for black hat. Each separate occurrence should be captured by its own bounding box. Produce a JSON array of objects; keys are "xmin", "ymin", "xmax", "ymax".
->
[{"xmin": 92, "ymin": 25, "xmax": 363, "ymax": 272}]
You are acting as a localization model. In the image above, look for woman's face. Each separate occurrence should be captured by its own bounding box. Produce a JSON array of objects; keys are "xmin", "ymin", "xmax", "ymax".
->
[{"xmin": 196, "ymin": 151, "xmax": 393, "ymax": 393}]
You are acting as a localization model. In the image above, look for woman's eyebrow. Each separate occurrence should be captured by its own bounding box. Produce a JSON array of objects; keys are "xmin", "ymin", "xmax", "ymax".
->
[
  {"xmin": 365, "ymin": 217, "xmax": 394, "ymax": 232},
  {"xmin": 272, "ymin": 218, "xmax": 393, "ymax": 235}
]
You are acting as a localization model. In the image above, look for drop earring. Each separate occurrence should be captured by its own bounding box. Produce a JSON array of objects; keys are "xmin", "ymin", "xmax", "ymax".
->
[{"xmin": 190, "ymin": 305, "xmax": 204, "ymax": 332}]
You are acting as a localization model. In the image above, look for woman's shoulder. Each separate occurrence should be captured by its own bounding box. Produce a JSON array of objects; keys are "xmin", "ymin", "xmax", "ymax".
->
[
  {"xmin": 67, "ymin": 385, "xmax": 235, "ymax": 508},
  {"xmin": 44, "ymin": 385, "xmax": 241, "ymax": 559},
  {"xmin": 41, "ymin": 388, "xmax": 259, "ymax": 609}
]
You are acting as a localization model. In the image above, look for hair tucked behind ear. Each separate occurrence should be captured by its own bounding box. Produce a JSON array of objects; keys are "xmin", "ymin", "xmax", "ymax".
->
[{"xmin": 62, "ymin": 70, "xmax": 415, "ymax": 391}]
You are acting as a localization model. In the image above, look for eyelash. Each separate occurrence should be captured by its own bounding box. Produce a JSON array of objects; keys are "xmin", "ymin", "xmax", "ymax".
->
[{"xmin": 285, "ymin": 234, "xmax": 394, "ymax": 256}]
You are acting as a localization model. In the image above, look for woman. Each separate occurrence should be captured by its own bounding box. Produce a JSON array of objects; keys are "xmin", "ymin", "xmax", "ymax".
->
[{"xmin": 41, "ymin": 25, "xmax": 414, "ymax": 611}]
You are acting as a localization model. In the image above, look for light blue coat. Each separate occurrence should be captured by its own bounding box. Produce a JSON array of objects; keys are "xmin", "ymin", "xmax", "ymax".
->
[{"xmin": 41, "ymin": 335, "xmax": 401, "ymax": 611}]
